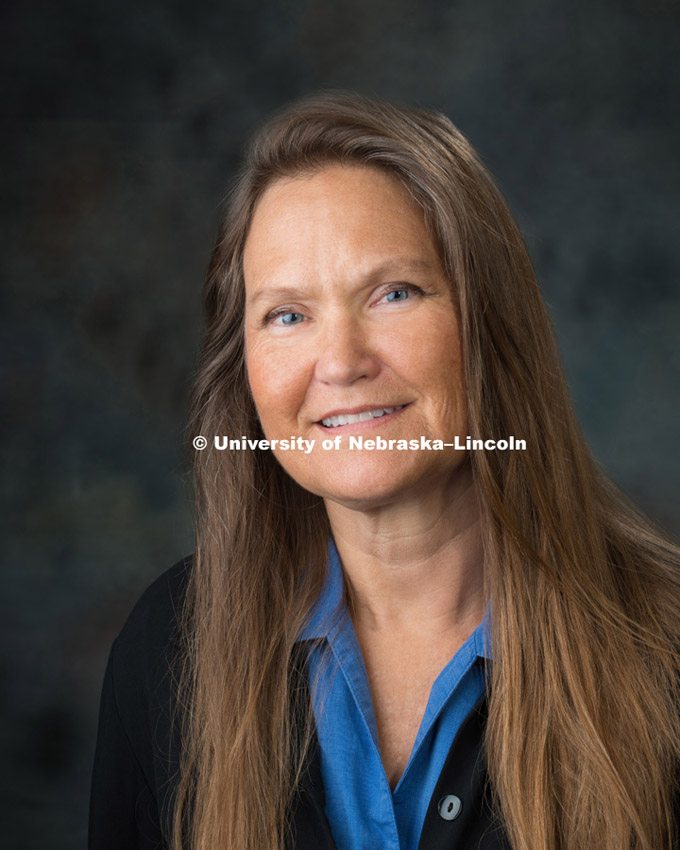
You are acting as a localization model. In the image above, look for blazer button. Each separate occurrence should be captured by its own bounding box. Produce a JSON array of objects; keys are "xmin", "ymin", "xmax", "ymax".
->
[{"xmin": 438, "ymin": 794, "xmax": 462, "ymax": 821}]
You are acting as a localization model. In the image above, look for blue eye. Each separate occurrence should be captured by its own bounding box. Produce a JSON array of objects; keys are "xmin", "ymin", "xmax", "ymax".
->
[
  {"xmin": 385, "ymin": 288, "xmax": 411, "ymax": 303},
  {"xmin": 276, "ymin": 311, "xmax": 304, "ymax": 326}
]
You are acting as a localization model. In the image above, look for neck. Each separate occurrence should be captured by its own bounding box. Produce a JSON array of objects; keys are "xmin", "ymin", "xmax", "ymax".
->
[{"xmin": 324, "ymin": 464, "xmax": 486, "ymax": 638}]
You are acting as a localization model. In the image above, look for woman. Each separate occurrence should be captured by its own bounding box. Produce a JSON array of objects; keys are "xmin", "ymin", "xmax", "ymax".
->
[{"xmin": 89, "ymin": 91, "xmax": 680, "ymax": 850}]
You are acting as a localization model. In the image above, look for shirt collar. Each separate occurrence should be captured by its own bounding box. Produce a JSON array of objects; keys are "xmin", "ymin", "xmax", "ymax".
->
[
  {"xmin": 298, "ymin": 537, "xmax": 492, "ymax": 660},
  {"xmin": 299, "ymin": 536, "xmax": 346, "ymax": 641}
]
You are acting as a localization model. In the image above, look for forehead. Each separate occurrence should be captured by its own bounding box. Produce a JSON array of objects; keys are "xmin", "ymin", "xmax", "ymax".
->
[{"xmin": 242, "ymin": 164, "xmax": 440, "ymax": 287}]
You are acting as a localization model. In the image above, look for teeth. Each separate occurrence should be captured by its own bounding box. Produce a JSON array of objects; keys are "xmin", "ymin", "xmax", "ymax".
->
[{"xmin": 321, "ymin": 404, "xmax": 405, "ymax": 428}]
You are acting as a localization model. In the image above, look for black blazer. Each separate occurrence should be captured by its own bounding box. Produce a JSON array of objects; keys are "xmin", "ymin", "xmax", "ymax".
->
[{"xmin": 89, "ymin": 558, "xmax": 510, "ymax": 850}]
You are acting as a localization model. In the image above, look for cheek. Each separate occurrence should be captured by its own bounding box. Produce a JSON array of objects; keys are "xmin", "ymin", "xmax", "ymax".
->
[
  {"xmin": 385, "ymin": 315, "xmax": 462, "ymax": 385},
  {"xmin": 428, "ymin": 329, "xmax": 466, "ymax": 415},
  {"xmin": 390, "ymin": 318, "xmax": 465, "ymax": 425},
  {"xmin": 245, "ymin": 337, "xmax": 307, "ymax": 430}
]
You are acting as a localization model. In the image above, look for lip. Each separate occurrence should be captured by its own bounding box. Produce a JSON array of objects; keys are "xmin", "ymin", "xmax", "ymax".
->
[
  {"xmin": 313, "ymin": 402, "xmax": 411, "ymax": 432},
  {"xmin": 315, "ymin": 403, "xmax": 407, "ymax": 421}
]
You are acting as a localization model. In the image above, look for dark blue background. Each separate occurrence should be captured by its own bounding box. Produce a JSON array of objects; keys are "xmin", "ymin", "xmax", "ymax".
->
[{"xmin": 2, "ymin": 0, "xmax": 679, "ymax": 846}]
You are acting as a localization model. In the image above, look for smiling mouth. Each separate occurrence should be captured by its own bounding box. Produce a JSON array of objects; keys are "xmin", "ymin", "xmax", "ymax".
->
[{"xmin": 319, "ymin": 404, "xmax": 407, "ymax": 428}]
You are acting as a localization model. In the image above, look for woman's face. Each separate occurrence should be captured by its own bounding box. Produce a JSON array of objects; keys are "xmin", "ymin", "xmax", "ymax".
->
[{"xmin": 243, "ymin": 164, "xmax": 468, "ymax": 510}]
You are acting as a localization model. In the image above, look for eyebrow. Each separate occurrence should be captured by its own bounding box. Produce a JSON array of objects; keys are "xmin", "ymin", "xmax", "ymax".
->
[{"xmin": 246, "ymin": 257, "xmax": 438, "ymax": 307}]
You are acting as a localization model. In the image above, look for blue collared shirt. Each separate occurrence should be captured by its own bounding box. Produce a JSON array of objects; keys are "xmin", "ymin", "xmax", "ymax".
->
[{"xmin": 299, "ymin": 538, "xmax": 491, "ymax": 850}]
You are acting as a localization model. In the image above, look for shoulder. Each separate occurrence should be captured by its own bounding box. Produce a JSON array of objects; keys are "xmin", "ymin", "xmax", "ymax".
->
[
  {"xmin": 107, "ymin": 555, "xmax": 193, "ymax": 741},
  {"xmin": 114, "ymin": 554, "xmax": 193, "ymax": 659},
  {"xmin": 91, "ymin": 557, "xmax": 193, "ymax": 844}
]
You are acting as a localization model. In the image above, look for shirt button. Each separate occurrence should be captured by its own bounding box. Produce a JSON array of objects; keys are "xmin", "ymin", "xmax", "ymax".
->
[{"xmin": 438, "ymin": 794, "xmax": 462, "ymax": 821}]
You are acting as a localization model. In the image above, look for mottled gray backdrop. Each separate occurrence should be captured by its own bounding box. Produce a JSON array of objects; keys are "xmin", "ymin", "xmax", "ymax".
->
[{"xmin": 2, "ymin": 0, "xmax": 679, "ymax": 846}]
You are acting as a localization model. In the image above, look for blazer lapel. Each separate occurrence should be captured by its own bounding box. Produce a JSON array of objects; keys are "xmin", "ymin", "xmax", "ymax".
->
[
  {"xmin": 287, "ymin": 728, "xmax": 339, "ymax": 850},
  {"xmin": 287, "ymin": 641, "xmax": 339, "ymax": 850},
  {"xmin": 417, "ymin": 692, "xmax": 510, "ymax": 850}
]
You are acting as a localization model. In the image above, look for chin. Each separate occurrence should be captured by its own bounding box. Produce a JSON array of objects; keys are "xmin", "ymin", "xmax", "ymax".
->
[{"xmin": 311, "ymin": 464, "xmax": 430, "ymax": 510}]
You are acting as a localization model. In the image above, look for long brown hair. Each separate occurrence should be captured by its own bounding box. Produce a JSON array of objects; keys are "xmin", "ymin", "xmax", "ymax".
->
[{"xmin": 176, "ymin": 90, "xmax": 680, "ymax": 850}]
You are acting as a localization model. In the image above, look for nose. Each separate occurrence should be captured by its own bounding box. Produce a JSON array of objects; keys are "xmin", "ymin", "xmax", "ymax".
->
[{"xmin": 313, "ymin": 315, "xmax": 380, "ymax": 386}]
